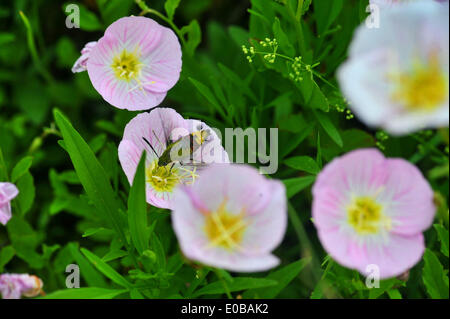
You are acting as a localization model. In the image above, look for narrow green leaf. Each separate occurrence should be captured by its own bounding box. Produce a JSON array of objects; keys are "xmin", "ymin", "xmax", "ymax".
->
[
  {"xmin": 68, "ymin": 243, "xmax": 107, "ymax": 288},
  {"xmin": 243, "ymin": 258, "xmax": 311, "ymax": 298},
  {"xmin": 284, "ymin": 156, "xmax": 320, "ymax": 174},
  {"xmin": 53, "ymin": 109, "xmax": 127, "ymax": 245},
  {"xmin": 43, "ymin": 288, "xmax": 126, "ymax": 299},
  {"xmin": 422, "ymin": 248, "xmax": 449, "ymax": 299},
  {"xmin": 193, "ymin": 277, "xmax": 277, "ymax": 297},
  {"xmin": 434, "ymin": 224, "xmax": 449, "ymax": 257},
  {"xmin": 314, "ymin": 111, "xmax": 343, "ymax": 147},
  {"xmin": 387, "ymin": 289, "xmax": 402, "ymax": 299},
  {"xmin": 164, "ymin": 0, "xmax": 181, "ymax": 20},
  {"xmin": 128, "ymin": 153, "xmax": 149, "ymax": 255},
  {"xmin": 189, "ymin": 77, "xmax": 226, "ymax": 119},
  {"xmin": 81, "ymin": 248, "xmax": 132, "ymax": 288},
  {"xmin": 16, "ymin": 172, "xmax": 35, "ymax": 215},
  {"xmin": 283, "ymin": 176, "xmax": 316, "ymax": 199},
  {"xmin": 0, "ymin": 246, "xmax": 15, "ymax": 272},
  {"xmin": 273, "ymin": 17, "xmax": 295, "ymax": 56},
  {"xmin": 11, "ymin": 156, "xmax": 33, "ymax": 183},
  {"xmin": 183, "ymin": 19, "xmax": 201, "ymax": 56}
]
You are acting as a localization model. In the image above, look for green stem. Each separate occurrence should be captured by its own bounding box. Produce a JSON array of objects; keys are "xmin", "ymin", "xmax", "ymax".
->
[
  {"xmin": 135, "ymin": 0, "xmax": 187, "ymax": 47},
  {"xmin": 0, "ymin": 147, "xmax": 9, "ymax": 181},
  {"xmin": 19, "ymin": 11, "xmax": 53, "ymax": 83},
  {"xmin": 296, "ymin": 0, "xmax": 304, "ymax": 20},
  {"xmin": 287, "ymin": 202, "xmax": 321, "ymax": 283},
  {"xmin": 252, "ymin": 51, "xmax": 337, "ymax": 89}
]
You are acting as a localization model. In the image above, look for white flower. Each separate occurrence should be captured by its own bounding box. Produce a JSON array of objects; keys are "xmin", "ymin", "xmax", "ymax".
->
[{"xmin": 338, "ymin": 1, "xmax": 449, "ymax": 135}]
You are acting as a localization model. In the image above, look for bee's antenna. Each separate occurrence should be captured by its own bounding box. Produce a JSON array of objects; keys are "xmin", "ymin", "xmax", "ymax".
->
[
  {"xmin": 152, "ymin": 129, "xmax": 166, "ymax": 150},
  {"xmin": 142, "ymin": 137, "xmax": 160, "ymax": 157}
]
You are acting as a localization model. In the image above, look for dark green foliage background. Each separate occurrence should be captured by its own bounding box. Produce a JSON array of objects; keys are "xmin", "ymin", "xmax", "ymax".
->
[{"xmin": 0, "ymin": 0, "xmax": 448, "ymax": 299}]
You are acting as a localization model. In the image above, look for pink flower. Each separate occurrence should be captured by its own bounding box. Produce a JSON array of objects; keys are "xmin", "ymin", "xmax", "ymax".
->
[
  {"xmin": 312, "ymin": 149, "xmax": 436, "ymax": 279},
  {"xmin": 0, "ymin": 274, "xmax": 43, "ymax": 299},
  {"xmin": 118, "ymin": 108, "xmax": 229, "ymax": 209},
  {"xmin": 74, "ymin": 16, "xmax": 182, "ymax": 110},
  {"xmin": 71, "ymin": 41, "xmax": 97, "ymax": 73},
  {"xmin": 370, "ymin": 0, "xmax": 446, "ymax": 7},
  {"xmin": 171, "ymin": 164, "xmax": 287, "ymax": 272},
  {"xmin": 338, "ymin": 1, "xmax": 449, "ymax": 135},
  {"xmin": 0, "ymin": 182, "xmax": 19, "ymax": 226}
]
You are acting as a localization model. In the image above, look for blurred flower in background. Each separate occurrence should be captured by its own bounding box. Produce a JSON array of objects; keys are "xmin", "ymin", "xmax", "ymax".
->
[
  {"xmin": 0, "ymin": 273, "xmax": 43, "ymax": 299},
  {"xmin": 74, "ymin": 16, "xmax": 182, "ymax": 110},
  {"xmin": 338, "ymin": 1, "xmax": 449, "ymax": 135},
  {"xmin": 171, "ymin": 164, "xmax": 287, "ymax": 272},
  {"xmin": 0, "ymin": 182, "xmax": 18, "ymax": 226},
  {"xmin": 312, "ymin": 149, "xmax": 436, "ymax": 279}
]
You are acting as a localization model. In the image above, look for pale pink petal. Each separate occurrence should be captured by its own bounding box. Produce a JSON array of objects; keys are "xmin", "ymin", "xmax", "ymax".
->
[
  {"xmin": 86, "ymin": 16, "xmax": 182, "ymax": 110},
  {"xmin": 71, "ymin": 41, "xmax": 97, "ymax": 73},
  {"xmin": 379, "ymin": 159, "xmax": 436, "ymax": 235}
]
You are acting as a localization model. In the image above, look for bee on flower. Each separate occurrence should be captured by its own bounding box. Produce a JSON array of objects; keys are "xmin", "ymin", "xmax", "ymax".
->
[
  {"xmin": 118, "ymin": 108, "xmax": 229, "ymax": 209},
  {"xmin": 312, "ymin": 149, "xmax": 436, "ymax": 279},
  {"xmin": 338, "ymin": 1, "xmax": 449, "ymax": 135},
  {"xmin": 72, "ymin": 16, "xmax": 182, "ymax": 111},
  {"xmin": 171, "ymin": 164, "xmax": 287, "ymax": 272}
]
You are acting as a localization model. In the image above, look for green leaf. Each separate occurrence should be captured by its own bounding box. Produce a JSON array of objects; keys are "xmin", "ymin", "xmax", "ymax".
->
[
  {"xmin": 273, "ymin": 17, "xmax": 295, "ymax": 56},
  {"xmin": 283, "ymin": 176, "xmax": 316, "ymax": 199},
  {"xmin": 314, "ymin": 111, "xmax": 343, "ymax": 147},
  {"xmin": 63, "ymin": 3, "xmax": 103, "ymax": 31},
  {"xmin": 314, "ymin": 0, "xmax": 344, "ymax": 35},
  {"xmin": 53, "ymin": 109, "xmax": 127, "ymax": 245},
  {"xmin": 192, "ymin": 277, "xmax": 278, "ymax": 297},
  {"xmin": 422, "ymin": 248, "xmax": 449, "ymax": 299},
  {"xmin": 128, "ymin": 153, "xmax": 149, "ymax": 255},
  {"xmin": 434, "ymin": 224, "xmax": 449, "ymax": 257},
  {"xmin": 165, "ymin": 0, "xmax": 181, "ymax": 20},
  {"xmin": 6, "ymin": 215, "xmax": 43, "ymax": 268},
  {"xmin": 0, "ymin": 246, "xmax": 15, "ymax": 272},
  {"xmin": 68, "ymin": 243, "xmax": 107, "ymax": 288},
  {"xmin": 387, "ymin": 289, "xmax": 402, "ymax": 299},
  {"xmin": 182, "ymin": 19, "xmax": 201, "ymax": 56},
  {"xmin": 16, "ymin": 172, "xmax": 35, "ymax": 215},
  {"xmin": 11, "ymin": 156, "xmax": 33, "ymax": 183},
  {"xmin": 218, "ymin": 63, "xmax": 258, "ymax": 103},
  {"xmin": 81, "ymin": 248, "xmax": 132, "ymax": 288},
  {"xmin": 189, "ymin": 77, "xmax": 226, "ymax": 118},
  {"xmin": 243, "ymin": 258, "xmax": 311, "ymax": 298},
  {"xmin": 284, "ymin": 156, "xmax": 320, "ymax": 174},
  {"xmin": 281, "ymin": 123, "xmax": 315, "ymax": 158},
  {"xmin": 43, "ymin": 288, "xmax": 127, "ymax": 299}
]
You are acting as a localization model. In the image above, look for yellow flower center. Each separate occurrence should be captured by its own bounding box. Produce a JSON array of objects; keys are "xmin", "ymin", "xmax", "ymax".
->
[
  {"xmin": 204, "ymin": 201, "xmax": 247, "ymax": 250},
  {"xmin": 347, "ymin": 197, "xmax": 391, "ymax": 235},
  {"xmin": 391, "ymin": 54, "xmax": 448, "ymax": 111},
  {"xmin": 146, "ymin": 160, "xmax": 180, "ymax": 193},
  {"xmin": 111, "ymin": 50, "xmax": 141, "ymax": 81}
]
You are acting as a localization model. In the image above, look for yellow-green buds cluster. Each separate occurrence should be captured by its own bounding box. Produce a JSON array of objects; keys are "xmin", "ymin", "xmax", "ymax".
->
[
  {"xmin": 376, "ymin": 131, "xmax": 389, "ymax": 150},
  {"xmin": 242, "ymin": 45, "xmax": 255, "ymax": 63}
]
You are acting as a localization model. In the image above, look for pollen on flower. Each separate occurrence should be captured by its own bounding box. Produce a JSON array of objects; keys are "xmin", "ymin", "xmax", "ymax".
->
[
  {"xmin": 112, "ymin": 49, "xmax": 142, "ymax": 81},
  {"xmin": 347, "ymin": 197, "xmax": 391, "ymax": 235},
  {"xmin": 146, "ymin": 160, "xmax": 199, "ymax": 193},
  {"xmin": 204, "ymin": 201, "xmax": 247, "ymax": 250},
  {"xmin": 146, "ymin": 160, "xmax": 180, "ymax": 193},
  {"xmin": 390, "ymin": 54, "xmax": 448, "ymax": 111}
]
